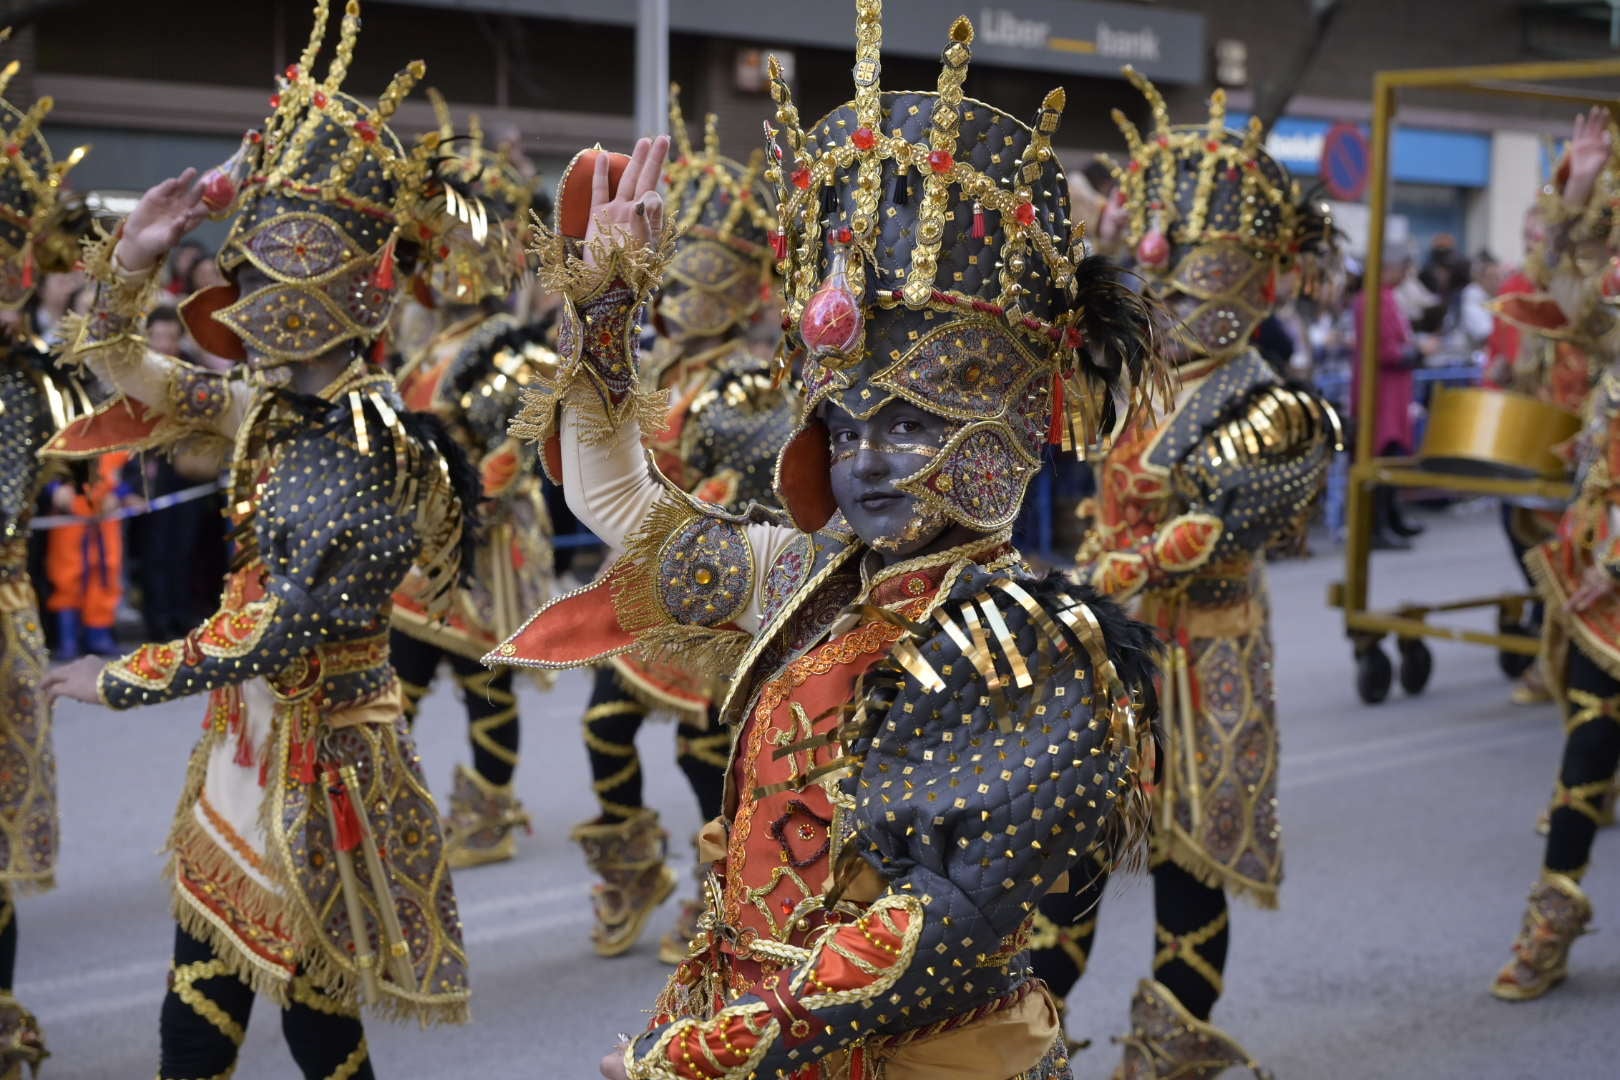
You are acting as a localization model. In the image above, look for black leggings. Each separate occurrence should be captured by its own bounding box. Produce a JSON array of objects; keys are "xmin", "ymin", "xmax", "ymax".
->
[
  {"xmin": 0, "ymin": 885, "xmax": 16, "ymax": 992},
  {"xmin": 1545, "ymin": 644, "xmax": 1620, "ymax": 877},
  {"xmin": 581, "ymin": 666, "xmax": 727, "ymax": 825},
  {"xmin": 392, "ymin": 630, "xmax": 521, "ymax": 787},
  {"xmin": 158, "ymin": 924, "xmax": 372, "ymax": 1080},
  {"xmin": 1033, "ymin": 858, "xmax": 1230, "ymax": 1022}
]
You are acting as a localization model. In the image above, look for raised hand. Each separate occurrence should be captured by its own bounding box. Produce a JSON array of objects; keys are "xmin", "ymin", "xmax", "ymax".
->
[
  {"xmin": 1564, "ymin": 106, "xmax": 1614, "ymax": 213},
  {"xmin": 114, "ymin": 169, "xmax": 210, "ymax": 273},
  {"xmin": 582, "ymin": 134, "xmax": 670, "ymax": 272}
]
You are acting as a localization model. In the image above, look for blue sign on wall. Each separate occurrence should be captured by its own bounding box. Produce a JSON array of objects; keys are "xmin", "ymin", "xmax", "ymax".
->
[{"xmin": 1228, "ymin": 113, "xmax": 1492, "ymax": 189}]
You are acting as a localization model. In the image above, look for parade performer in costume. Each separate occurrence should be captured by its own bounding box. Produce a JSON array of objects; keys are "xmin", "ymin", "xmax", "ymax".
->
[
  {"xmin": 0, "ymin": 52, "xmax": 89, "ymax": 1075},
  {"xmin": 41, "ymin": 4, "xmax": 477, "ymax": 1075},
  {"xmin": 488, "ymin": 6, "xmax": 1167, "ymax": 1076},
  {"xmin": 565, "ymin": 88, "xmax": 795, "ymax": 963},
  {"xmin": 1493, "ymin": 107, "xmax": 1620, "ymax": 1002},
  {"xmin": 390, "ymin": 93, "xmax": 557, "ymax": 869},
  {"xmin": 1028, "ymin": 71, "xmax": 1341, "ymax": 1077}
]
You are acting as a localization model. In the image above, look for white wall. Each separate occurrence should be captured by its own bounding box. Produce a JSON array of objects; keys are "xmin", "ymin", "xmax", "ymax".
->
[{"xmin": 1486, "ymin": 130, "xmax": 1547, "ymax": 266}]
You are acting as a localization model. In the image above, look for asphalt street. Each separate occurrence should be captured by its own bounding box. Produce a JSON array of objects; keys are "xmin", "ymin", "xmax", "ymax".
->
[{"xmin": 29, "ymin": 504, "xmax": 1620, "ymax": 1078}]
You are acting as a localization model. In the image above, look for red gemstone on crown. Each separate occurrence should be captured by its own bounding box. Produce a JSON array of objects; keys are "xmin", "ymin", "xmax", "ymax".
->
[
  {"xmin": 1137, "ymin": 231, "xmax": 1170, "ymax": 268},
  {"xmin": 354, "ymin": 120, "xmax": 377, "ymax": 143},
  {"xmin": 285, "ymin": 64, "xmax": 300, "ymax": 80},
  {"xmin": 852, "ymin": 126, "xmax": 876, "ymax": 151},
  {"xmin": 1014, "ymin": 202, "xmax": 1037, "ymax": 226},
  {"xmin": 928, "ymin": 149, "xmax": 954, "ymax": 174},
  {"xmin": 837, "ymin": 227, "xmax": 853, "ymax": 244},
  {"xmin": 792, "ymin": 167, "xmax": 812, "ymax": 190},
  {"xmin": 801, "ymin": 278, "xmax": 863, "ymax": 357},
  {"xmin": 269, "ymin": 92, "xmax": 282, "ymax": 108},
  {"xmin": 313, "ymin": 91, "xmax": 329, "ymax": 109}
]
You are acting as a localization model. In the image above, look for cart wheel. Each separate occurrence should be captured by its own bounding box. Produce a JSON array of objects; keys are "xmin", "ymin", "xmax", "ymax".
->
[
  {"xmin": 1398, "ymin": 637, "xmax": 1433, "ymax": 695},
  {"xmin": 1356, "ymin": 643, "xmax": 1394, "ymax": 705}
]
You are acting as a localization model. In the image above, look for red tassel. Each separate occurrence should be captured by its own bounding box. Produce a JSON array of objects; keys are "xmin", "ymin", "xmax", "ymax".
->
[
  {"xmin": 293, "ymin": 732, "xmax": 318, "ymax": 785},
  {"xmin": 371, "ymin": 234, "xmax": 397, "ymax": 290},
  {"xmin": 325, "ymin": 765, "xmax": 364, "ymax": 852},
  {"xmin": 970, "ymin": 201, "xmax": 986, "ymax": 240},
  {"xmin": 1263, "ymin": 268, "xmax": 1277, "ymax": 305},
  {"xmin": 233, "ymin": 727, "xmax": 256, "ymax": 768},
  {"xmin": 1047, "ymin": 373, "xmax": 1066, "ymax": 446},
  {"xmin": 20, "ymin": 245, "xmax": 34, "ymax": 289},
  {"xmin": 770, "ymin": 229, "xmax": 788, "ymax": 261}
]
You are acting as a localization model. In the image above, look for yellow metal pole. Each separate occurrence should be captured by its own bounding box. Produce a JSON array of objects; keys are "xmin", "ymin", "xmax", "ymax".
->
[{"xmin": 1343, "ymin": 73, "xmax": 1397, "ymax": 625}]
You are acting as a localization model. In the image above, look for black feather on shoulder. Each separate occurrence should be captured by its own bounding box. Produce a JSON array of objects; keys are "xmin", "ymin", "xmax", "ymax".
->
[{"xmin": 1069, "ymin": 254, "xmax": 1168, "ymax": 433}]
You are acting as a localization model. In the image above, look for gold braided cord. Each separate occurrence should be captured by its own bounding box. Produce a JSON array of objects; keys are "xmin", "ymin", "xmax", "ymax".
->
[
  {"xmin": 325, "ymin": 1040, "xmax": 371, "ymax": 1080},
  {"xmin": 676, "ymin": 730, "xmax": 732, "ymax": 770},
  {"xmin": 289, "ymin": 973, "xmax": 359, "ymax": 1018},
  {"xmin": 171, "ymin": 960, "xmax": 248, "ymax": 1047},
  {"xmin": 1564, "ymin": 687, "xmax": 1620, "ymax": 735},
  {"xmin": 583, "ymin": 701, "xmax": 644, "ymax": 728},
  {"xmin": 1550, "ymin": 779, "xmax": 1617, "ymax": 825},
  {"xmin": 593, "ymin": 756, "xmax": 641, "ymax": 796},
  {"xmin": 1153, "ymin": 910, "xmax": 1229, "ymax": 995}
]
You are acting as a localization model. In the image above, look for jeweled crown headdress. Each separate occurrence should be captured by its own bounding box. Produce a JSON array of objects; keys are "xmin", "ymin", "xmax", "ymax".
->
[
  {"xmin": 654, "ymin": 85, "xmax": 777, "ymax": 340},
  {"xmin": 183, "ymin": 0, "xmax": 476, "ymax": 364},
  {"xmin": 422, "ymin": 88, "xmax": 535, "ymax": 303},
  {"xmin": 1105, "ymin": 68, "xmax": 1337, "ymax": 360},
  {"xmin": 765, "ymin": 0, "xmax": 1161, "ymax": 534},
  {"xmin": 0, "ymin": 30, "xmax": 87, "ymax": 308}
]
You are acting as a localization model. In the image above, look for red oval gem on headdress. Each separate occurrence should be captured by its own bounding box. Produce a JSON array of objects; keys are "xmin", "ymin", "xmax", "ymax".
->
[
  {"xmin": 801, "ymin": 278, "xmax": 862, "ymax": 356},
  {"xmin": 313, "ymin": 91, "xmax": 329, "ymax": 109},
  {"xmin": 792, "ymin": 167, "xmax": 812, "ymax": 190},
  {"xmin": 248, "ymin": 131, "xmax": 263, "ymax": 144},
  {"xmin": 837, "ymin": 227, "xmax": 853, "ymax": 244},
  {"xmin": 1157, "ymin": 135, "xmax": 1171, "ymax": 148},
  {"xmin": 1207, "ymin": 140, "xmax": 1221, "ymax": 153},
  {"xmin": 354, "ymin": 120, "xmax": 377, "ymax": 143},
  {"xmin": 3, "ymin": 144, "xmax": 16, "ymax": 158},
  {"xmin": 1137, "ymin": 231, "xmax": 1170, "ymax": 268},
  {"xmin": 1014, "ymin": 202, "xmax": 1037, "ymax": 227},
  {"xmin": 852, "ymin": 126, "xmax": 876, "ymax": 151},
  {"xmin": 269, "ymin": 92, "xmax": 282, "ymax": 108},
  {"xmin": 285, "ymin": 64, "xmax": 300, "ymax": 80},
  {"xmin": 928, "ymin": 150, "xmax": 954, "ymax": 174}
]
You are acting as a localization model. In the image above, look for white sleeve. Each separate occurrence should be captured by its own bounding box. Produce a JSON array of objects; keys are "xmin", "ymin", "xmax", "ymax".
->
[{"xmin": 559, "ymin": 405, "xmax": 804, "ymax": 635}]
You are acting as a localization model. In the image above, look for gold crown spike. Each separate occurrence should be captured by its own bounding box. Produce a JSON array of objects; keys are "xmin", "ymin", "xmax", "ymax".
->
[
  {"xmin": 296, "ymin": 0, "xmax": 332, "ymax": 78},
  {"xmin": 428, "ymin": 86, "xmax": 455, "ymax": 139},
  {"xmin": 0, "ymin": 60, "xmax": 17, "ymax": 102},
  {"xmin": 663, "ymin": 83, "xmax": 776, "ymax": 260},
  {"xmin": 1184, "ymin": 89, "xmax": 1228, "ymax": 239},
  {"xmin": 322, "ymin": 1, "xmax": 363, "ymax": 93},
  {"xmin": 900, "ymin": 16, "xmax": 974, "ymax": 307},
  {"xmin": 669, "ymin": 82, "xmax": 696, "ymax": 162}
]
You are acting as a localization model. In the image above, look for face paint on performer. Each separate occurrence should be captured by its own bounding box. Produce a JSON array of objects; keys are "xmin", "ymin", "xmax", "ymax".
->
[{"xmin": 824, "ymin": 398, "xmax": 977, "ymax": 560}]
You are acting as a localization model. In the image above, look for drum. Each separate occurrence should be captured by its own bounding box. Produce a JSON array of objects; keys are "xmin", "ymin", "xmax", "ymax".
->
[{"xmin": 1417, "ymin": 386, "xmax": 1579, "ymax": 481}]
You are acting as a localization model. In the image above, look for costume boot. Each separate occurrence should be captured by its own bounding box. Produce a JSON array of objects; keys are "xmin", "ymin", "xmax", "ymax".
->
[
  {"xmin": 1491, "ymin": 871, "xmax": 1593, "ymax": 1001},
  {"xmin": 0, "ymin": 993, "xmax": 47, "ymax": 1079},
  {"xmin": 658, "ymin": 835, "xmax": 707, "ymax": 966},
  {"xmin": 1113, "ymin": 980, "xmax": 1268, "ymax": 1080},
  {"xmin": 443, "ymin": 763, "xmax": 532, "ymax": 870},
  {"xmin": 572, "ymin": 809, "xmax": 677, "ymax": 957}
]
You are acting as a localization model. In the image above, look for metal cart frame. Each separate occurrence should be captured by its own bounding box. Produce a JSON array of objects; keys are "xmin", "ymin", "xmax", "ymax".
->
[{"xmin": 1331, "ymin": 58, "xmax": 1620, "ymax": 703}]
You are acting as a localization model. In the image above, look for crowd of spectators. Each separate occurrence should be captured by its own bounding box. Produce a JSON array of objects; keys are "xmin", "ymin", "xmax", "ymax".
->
[{"xmin": 26, "ymin": 244, "xmax": 231, "ymax": 659}]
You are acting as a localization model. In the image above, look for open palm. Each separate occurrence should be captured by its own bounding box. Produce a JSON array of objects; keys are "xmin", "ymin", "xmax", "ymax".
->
[
  {"xmin": 581, "ymin": 135, "xmax": 669, "ymax": 271},
  {"xmin": 117, "ymin": 168, "xmax": 209, "ymax": 272},
  {"xmin": 1564, "ymin": 106, "xmax": 1614, "ymax": 211}
]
